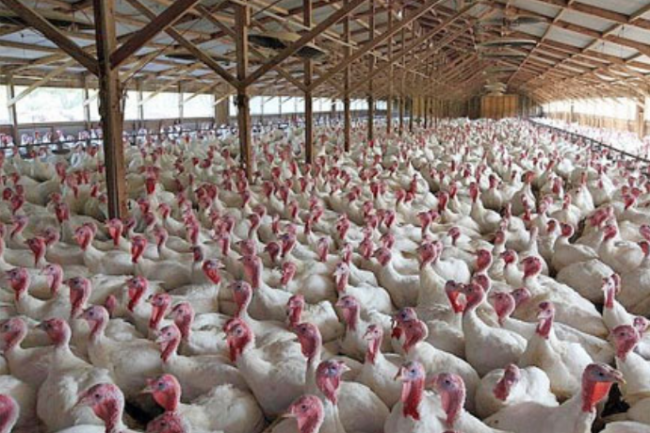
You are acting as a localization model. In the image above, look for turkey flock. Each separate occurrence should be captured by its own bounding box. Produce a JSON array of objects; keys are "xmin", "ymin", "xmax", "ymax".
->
[{"xmin": 0, "ymin": 118, "xmax": 648, "ymax": 433}]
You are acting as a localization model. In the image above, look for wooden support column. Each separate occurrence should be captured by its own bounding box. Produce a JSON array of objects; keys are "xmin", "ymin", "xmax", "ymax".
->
[
  {"xmin": 386, "ymin": 0, "xmax": 393, "ymax": 135},
  {"xmin": 398, "ymin": 97, "xmax": 403, "ymax": 135},
  {"xmin": 178, "ymin": 82, "xmax": 184, "ymax": 123},
  {"xmin": 409, "ymin": 97, "xmax": 414, "ymax": 133},
  {"xmin": 235, "ymin": 3, "xmax": 253, "ymax": 181},
  {"xmin": 6, "ymin": 74, "xmax": 19, "ymax": 146},
  {"xmin": 343, "ymin": 0, "xmax": 351, "ymax": 152},
  {"xmin": 215, "ymin": 94, "xmax": 230, "ymax": 126},
  {"xmin": 637, "ymin": 98, "xmax": 647, "ymax": 138},
  {"xmin": 399, "ymin": 26, "xmax": 405, "ymax": 136},
  {"xmin": 420, "ymin": 96, "xmax": 429, "ymax": 129},
  {"xmin": 367, "ymin": 0, "xmax": 375, "ymax": 143},
  {"xmin": 304, "ymin": 0, "xmax": 314, "ymax": 164},
  {"xmin": 82, "ymin": 74, "xmax": 91, "ymax": 130},
  {"xmin": 93, "ymin": 0, "xmax": 127, "ymax": 219},
  {"xmin": 214, "ymin": 93, "xmax": 219, "ymax": 125},
  {"xmin": 136, "ymin": 78, "xmax": 144, "ymax": 129}
]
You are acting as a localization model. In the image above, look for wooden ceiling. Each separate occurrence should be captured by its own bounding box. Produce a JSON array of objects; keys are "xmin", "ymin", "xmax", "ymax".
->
[{"xmin": 0, "ymin": 0, "xmax": 650, "ymax": 104}]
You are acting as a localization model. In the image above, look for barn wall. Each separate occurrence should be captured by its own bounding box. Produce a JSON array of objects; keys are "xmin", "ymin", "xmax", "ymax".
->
[
  {"xmin": 468, "ymin": 94, "xmax": 539, "ymax": 120},
  {"xmin": 480, "ymin": 95, "xmax": 520, "ymax": 119},
  {"xmin": 543, "ymin": 112, "xmax": 639, "ymax": 135}
]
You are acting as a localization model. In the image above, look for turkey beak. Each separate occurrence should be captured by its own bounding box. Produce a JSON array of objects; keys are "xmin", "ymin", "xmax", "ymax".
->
[
  {"xmin": 279, "ymin": 410, "xmax": 295, "ymax": 420},
  {"xmin": 140, "ymin": 383, "xmax": 154, "ymax": 395},
  {"xmin": 394, "ymin": 367, "xmax": 405, "ymax": 381}
]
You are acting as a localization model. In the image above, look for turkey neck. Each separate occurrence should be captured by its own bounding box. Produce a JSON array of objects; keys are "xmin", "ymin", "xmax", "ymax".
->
[
  {"xmin": 98, "ymin": 399, "xmax": 126, "ymax": 433},
  {"xmin": 418, "ymin": 265, "xmax": 446, "ymax": 307},
  {"xmin": 321, "ymin": 400, "xmax": 346, "ymax": 433},
  {"xmin": 366, "ymin": 336, "xmax": 382, "ymax": 365},
  {"xmin": 341, "ymin": 305, "xmax": 359, "ymax": 332},
  {"xmin": 581, "ymin": 379, "xmax": 613, "ymax": 413},
  {"xmin": 305, "ymin": 348, "xmax": 323, "ymax": 394},
  {"xmin": 401, "ymin": 377, "xmax": 424, "ymax": 420}
]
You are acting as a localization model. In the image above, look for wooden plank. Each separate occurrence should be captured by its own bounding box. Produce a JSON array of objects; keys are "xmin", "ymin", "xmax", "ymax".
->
[
  {"xmin": 93, "ymin": 0, "xmax": 128, "ymax": 218},
  {"xmin": 310, "ymin": 0, "xmax": 446, "ymax": 91},
  {"xmin": 0, "ymin": 0, "xmax": 98, "ymax": 75},
  {"xmin": 111, "ymin": 0, "xmax": 203, "ymax": 68},
  {"xmin": 243, "ymin": 0, "xmax": 367, "ymax": 87},
  {"xmin": 304, "ymin": 0, "xmax": 314, "ymax": 164},
  {"xmin": 235, "ymin": 3, "xmax": 253, "ymax": 181}
]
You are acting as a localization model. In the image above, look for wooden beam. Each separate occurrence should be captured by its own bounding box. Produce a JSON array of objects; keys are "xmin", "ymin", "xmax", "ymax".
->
[
  {"xmin": 196, "ymin": 3, "xmax": 307, "ymax": 92},
  {"xmin": 136, "ymin": 78, "xmax": 144, "ymax": 128},
  {"xmin": 304, "ymin": 0, "xmax": 314, "ymax": 165},
  {"xmin": 344, "ymin": 0, "xmax": 351, "ymax": 152},
  {"xmin": 6, "ymin": 74, "xmax": 18, "ymax": 145},
  {"xmin": 242, "ymin": 0, "xmax": 367, "ymax": 87},
  {"xmin": 125, "ymin": 0, "xmax": 238, "ymax": 89},
  {"xmin": 82, "ymin": 74, "xmax": 91, "ymax": 129},
  {"xmin": 386, "ymin": 0, "xmax": 393, "ymax": 134},
  {"xmin": 110, "ymin": 0, "xmax": 203, "ymax": 68},
  {"xmin": 348, "ymin": 5, "xmax": 475, "ymax": 96},
  {"xmin": 367, "ymin": 0, "xmax": 375, "ymax": 143},
  {"xmin": 309, "ymin": 0, "xmax": 447, "ymax": 91},
  {"xmin": 178, "ymin": 82, "xmax": 184, "ymax": 122},
  {"xmin": 408, "ymin": 97, "xmax": 413, "ymax": 132},
  {"xmin": 399, "ymin": 27, "xmax": 405, "ymax": 136},
  {"xmin": 235, "ymin": 3, "xmax": 253, "ymax": 182},
  {"xmin": 7, "ymin": 59, "xmax": 75, "ymax": 106},
  {"xmin": 0, "ymin": 0, "xmax": 98, "ymax": 75},
  {"xmin": 93, "ymin": 0, "xmax": 127, "ymax": 218}
]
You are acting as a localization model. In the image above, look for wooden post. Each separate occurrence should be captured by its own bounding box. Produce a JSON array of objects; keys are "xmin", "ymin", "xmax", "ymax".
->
[
  {"xmin": 367, "ymin": 0, "xmax": 375, "ymax": 143},
  {"xmin": 215, "ymin": 94, "xmax": 230, "ymax": 126},
  {"xmin": 235, "ymin": 3, "xmax": 253, "ymax": 181},
  {"xmin": 304, "ymin": 0, "xmax": 314, "ymax": 164},
  {"xmin": 136, "ymin": 78, "xmax": 144, "ymax": 129},
  {"xmin": 7, "ymin": 74, "xmax": 19, "ymax": 146},
  {"xmin": 423, "ymin": 98, "xmax": 426, "ymax": 128},
  {"xmin": 409, "ymin": 97, "xmax": 414, "ymax": 133},
  {"xmin": 178, "ymin": 82, "xmax": 184, "ymax": 123},
  {"xmin": 368, "ymin": 95, "xmax": 374, "ymax": 142},
  {"xmin": 399, "ymin": 26, "xmax": 405, "ymax": 136},
  {"xmin": 386, "ymin": 0, "xmax": 393, "ymax": 135},
  {"xmin": 343, "ymin": 0, "xmax": 351, "ymax": 152},
  {"xmin": 93, "ymin": 0, "xmax": 128, "ymax": 219},
  {"xmin": 399, "ymin": 96, "xmax": 404, "ymax": 135},
  {"xmin": 82, "ymin": 74, "xmax": 91, "ymax": 130},
  {"xmin": 214, "ymin": 93, "xmax": 219, "ymax": 125},
  {"xmin": 637, "ymin": 98, "xmax": 647, "ymax": 139}
]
